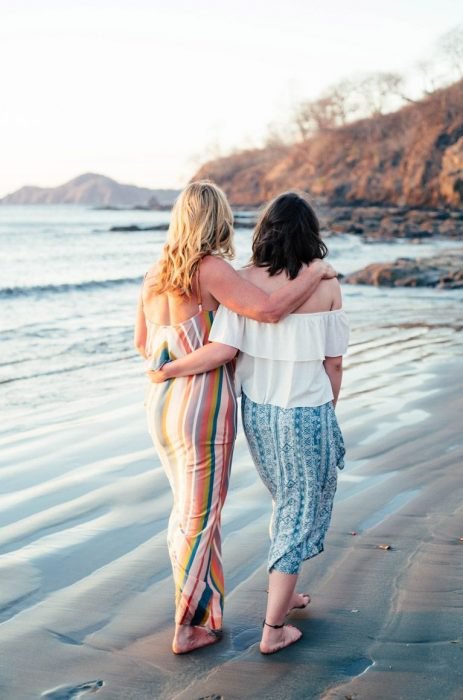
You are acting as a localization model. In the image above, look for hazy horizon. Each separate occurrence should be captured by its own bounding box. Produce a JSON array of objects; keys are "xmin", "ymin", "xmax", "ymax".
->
[{"xmin": 1, "ymin": 0, "xmax": 462, "ymax": 197}]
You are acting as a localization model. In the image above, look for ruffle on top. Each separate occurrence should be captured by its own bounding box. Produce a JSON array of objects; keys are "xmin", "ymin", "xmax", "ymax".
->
[{"xmin": 209, "ymin": 306, "xmax": 349, "ymax": 361}]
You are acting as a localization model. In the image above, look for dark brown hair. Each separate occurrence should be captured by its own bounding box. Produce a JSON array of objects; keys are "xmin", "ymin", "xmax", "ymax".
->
[{"xmin": 251, "ymin": 192, "xmax": 328, "ymax": 279}]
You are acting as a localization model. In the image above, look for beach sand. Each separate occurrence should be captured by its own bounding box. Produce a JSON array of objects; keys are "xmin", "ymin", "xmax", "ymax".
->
[{"xmin": 1, "ymin": 320, "xmax": 462, "ymax": 699}]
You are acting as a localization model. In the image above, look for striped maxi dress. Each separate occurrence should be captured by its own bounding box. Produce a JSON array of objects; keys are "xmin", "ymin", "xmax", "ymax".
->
[{"xmin": 144, "ymin": 288, "xmax": 237, "ymax": 630}]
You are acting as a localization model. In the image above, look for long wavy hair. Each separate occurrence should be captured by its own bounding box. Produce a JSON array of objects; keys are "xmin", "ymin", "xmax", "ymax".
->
[{"xmin": 151, "ymin": 181, "xmax": 235, "ymax": 297}]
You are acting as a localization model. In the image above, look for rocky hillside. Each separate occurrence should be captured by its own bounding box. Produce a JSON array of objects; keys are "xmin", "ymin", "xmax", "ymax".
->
[
  {"xmin": 193, "ymin": 79, "xmax": 463, "ymax": 209},
  {"xmin": 0, "ymin": 173, "xmax": 179, "ymax": 208}
]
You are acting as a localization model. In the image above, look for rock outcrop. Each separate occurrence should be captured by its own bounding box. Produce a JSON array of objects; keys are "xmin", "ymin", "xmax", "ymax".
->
[
  {"xmin": 193, "ymin": 79, "xmax": 463, "ymax": 210},
  {"xmin": 232, "ymin": 205, "xmax": 463, "ymax": 239},
  {"xmin": 319, "ymin": 205, "xmax": 463, "ymax": 240},
  {"xmin": 109, "ymin": 223, "xmax": 169, "ymax": 232},
  {"xmin": 343, "ymin": 251, "xmax": 463, "ymax": 289}
]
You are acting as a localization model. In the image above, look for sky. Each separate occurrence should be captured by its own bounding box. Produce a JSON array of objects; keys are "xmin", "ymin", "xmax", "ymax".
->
[{"xmin": 0, "ymin": 0, "xmax": 462, "ymax": 196}]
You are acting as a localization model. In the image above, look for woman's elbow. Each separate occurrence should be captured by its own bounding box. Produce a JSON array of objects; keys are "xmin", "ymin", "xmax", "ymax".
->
[
  {"xmin": 257, "ymin": 301, "xmax": 282, "ymax": 323},
  {"xmin": 325, "ymin": 357, "xmax": 343, "ymax": 371},
  {"xmin": 326, "ymin": 358, "xmax": 342, "ymax": 373},
  {"xmin": 214, "ymin": 344, "xmax": 238, "ymax": 362},
  {"xmin": 223, "ymin": 346, "xmax": 238, "ymax": 361},
  {"xmin": 134, "ymin": 340, "xmax": 147, "ymax": 357},
  {"xmin": 258, "ymin": 312, "xmax": 279, "ymax": 324}
]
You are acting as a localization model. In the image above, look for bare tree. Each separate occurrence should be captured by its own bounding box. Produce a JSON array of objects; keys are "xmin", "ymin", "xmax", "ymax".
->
[
  {"xmin": 293, "ymin": 99, "xmax": 314, "ymax": 140},
  {"xmin": 416, "ymin": 59, "xmax": 442, "ymax": 96},
  {"xmin": 355, "ymin": 72, "xmax": 405, "ymax": 116},
  {"xmin": 328, "ymin": 80, "xmax": 361, "ymax": 123},
  {"xmin": 294, "ymin": 83, "xmax": 358, "ymax": 139},
  {"xmin": 437, "ymin": 24, "xmax": 463, "ymax": 78},
  {"xmin": 293, "ymin": 71, "xmax": 407, "ymax": 140},
  {"xmin": 263, "ymin": 120, "xmax": 295, "ymax": 148}
]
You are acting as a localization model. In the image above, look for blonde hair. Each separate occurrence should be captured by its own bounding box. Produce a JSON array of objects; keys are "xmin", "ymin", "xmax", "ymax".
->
[{"xmin": 151, "ymin": 181, "xmax": 235, "ymax": 297}]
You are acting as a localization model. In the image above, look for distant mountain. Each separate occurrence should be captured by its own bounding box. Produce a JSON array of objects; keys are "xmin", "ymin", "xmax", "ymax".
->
[
  {"xmin": 193, "ymin": 79, "xmax": 463, "ymax": 209},
  {"xmin": 0, "ymin": 173, "xmax": 180, "ymax": 208}
]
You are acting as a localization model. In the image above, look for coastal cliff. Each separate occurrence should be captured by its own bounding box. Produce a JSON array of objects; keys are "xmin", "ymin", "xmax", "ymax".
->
[{"xmin": 193, "ymin": 79, "xmax": 463, "ymax": 209}]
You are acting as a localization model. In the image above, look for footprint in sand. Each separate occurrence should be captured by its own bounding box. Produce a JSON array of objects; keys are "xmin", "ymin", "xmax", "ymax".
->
[
  {"xmin": 231, "ymin": 627, "xmax": 261, "ymax": 651},
  {"xmin": 41, "ymin": 679, "xmax": 104, "ymax": 699}
]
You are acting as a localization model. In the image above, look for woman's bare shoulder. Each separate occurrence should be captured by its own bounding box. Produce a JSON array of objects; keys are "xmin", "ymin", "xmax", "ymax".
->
[
  {"xmin": 142, "ymin": 262, "xmax": 162, "ymax": 304},
  {"xmin": 321, "ymin": 277, "xmax": 342, "ymax": 309},
  {"xmin": 200, "ymin": 255, "xmax": 235, "ymax": 280},
  {"xmin": 293, "ymin": 275, "xmax": 342, "ymax": 313},
  {"xmin": 237, "ymin": 265, "xmax": 253, "ymax": 279},
  {"xmin": 144, "ymin": 261, "xmax": 160, "ymax": 280},
  {"xmin": 200, "ymin": 255, "xmax": 231, "ymax": 270},
  {"xmin": 320, "ymin": 276, "xmax": 341, "ymax": 291}
]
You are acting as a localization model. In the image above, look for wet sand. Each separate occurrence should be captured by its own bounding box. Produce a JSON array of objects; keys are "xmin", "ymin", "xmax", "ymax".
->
[{"xmin": 1, "ymin": 315, "xmax": 462, "ymax": 699}]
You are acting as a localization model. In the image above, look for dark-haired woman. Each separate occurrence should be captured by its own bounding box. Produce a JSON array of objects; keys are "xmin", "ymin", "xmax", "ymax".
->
[{"xmin": 148, "ymin": 192, "xmax": 349, "ymax": 654}]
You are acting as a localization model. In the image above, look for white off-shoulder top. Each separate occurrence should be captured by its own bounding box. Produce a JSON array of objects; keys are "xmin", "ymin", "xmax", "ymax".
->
[{"xmin": 209, "ymin": 306, "xmax": 350, "ymax": 409}]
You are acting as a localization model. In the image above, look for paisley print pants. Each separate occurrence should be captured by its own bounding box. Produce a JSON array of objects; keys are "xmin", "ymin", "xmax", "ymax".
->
[{"xmin": 241, "ymin": 395, "xmax": 345, "ymax": 575}]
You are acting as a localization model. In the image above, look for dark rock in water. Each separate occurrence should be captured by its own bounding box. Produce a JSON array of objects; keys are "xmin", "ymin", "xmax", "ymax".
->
[
  {"xmin": 93, "ymin": 205, "xmax": 122, "ymax": 211},
  {"xmin": 346, "ymin": 224, "xmax": 364, "ymax": 235},
  {"xmin": 343, "ymin": 251, "xmax": 463, "ymax": 289},
  {"xmin": 233, "ymin": 219, "xmax": 256, "ymax": 229},
  {"xmin": 319, "ymin": 205, "xmax": 463, "ymax": 240},
  {"xmin": 233, "ymin": 211, "xmax": 259, "ymax": 228},
  {"xmin": 146, "ymin": 190, "xmax": 180, "ymax": 210},
  {"xmin": 109, "ymin": 223, "xmax": 169, "ymax": 232}
]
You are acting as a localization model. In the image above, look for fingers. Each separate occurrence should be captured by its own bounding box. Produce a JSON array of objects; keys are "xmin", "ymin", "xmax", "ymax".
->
[
  {"xmin": 146, "ymin": 370, "xmax": 165, "ymax": 383},
  {"xmin": 322, "ymin": 262, "xmax": 337, "ymax": 279}
]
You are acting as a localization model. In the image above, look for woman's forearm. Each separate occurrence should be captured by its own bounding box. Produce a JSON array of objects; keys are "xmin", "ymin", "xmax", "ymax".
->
[
  {"xmin": 324, "ymin": 358, "xmax": 343, "ymax": 406},
  {"xmin": 135, "ymin": 344, "xmax": 148, "ymax": 359},
  {"xmin": 148, "ymin": 343, "xmax": 237, "ymax": 382},
  {"xmin": 165, "ymin": 343, "xmax": 236, "ymax": 377},
  {"xmin": 134, "ymin": 288, "xmax": 148, "ymax": 357}
]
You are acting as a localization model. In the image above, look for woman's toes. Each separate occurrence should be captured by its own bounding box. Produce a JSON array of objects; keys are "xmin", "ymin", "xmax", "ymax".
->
[
  {"xmin": 288, "ymin": 592, "xmax": 311, "ymax": 613},
  {"xmin": 285, "ymin": 624, "xmax": 303, "ymax": 645},
  {"xmin": 300, "ymin": 593, "xmax": 310, "ymax": 607}
]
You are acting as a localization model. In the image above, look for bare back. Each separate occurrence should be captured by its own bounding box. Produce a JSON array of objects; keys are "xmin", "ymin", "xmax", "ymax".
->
[
  {"xmin": 142, "ymin": 261, "xmax": 219, "ymax": 326},
  {"xmin": 240, "ymin": 265, "xmax": 342, "ymax": 313}
]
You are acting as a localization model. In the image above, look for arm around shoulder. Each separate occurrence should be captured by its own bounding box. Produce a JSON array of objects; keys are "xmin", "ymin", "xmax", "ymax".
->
[
  {"xmin": 201, "ymin": 256, "xmax": 331, "ymax": 322},
  {"xmin": 147, "ymin": 342, "xmax": 238, "ymax": 382}
]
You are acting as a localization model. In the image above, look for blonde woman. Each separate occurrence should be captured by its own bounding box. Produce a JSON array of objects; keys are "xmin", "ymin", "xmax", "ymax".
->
[
  {"xmin": 148, "ymin": 191, "xmax": 348, "ymax": 655},
  {"xmin": 134, "ymin": 182, "xmax": 335, "ymax": 655}
]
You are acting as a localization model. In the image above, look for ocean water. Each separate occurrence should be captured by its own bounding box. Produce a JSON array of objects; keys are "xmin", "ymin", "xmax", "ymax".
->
[{"xmin": 1, "ymin": 205, "xmax": 462, "ymax": 422}]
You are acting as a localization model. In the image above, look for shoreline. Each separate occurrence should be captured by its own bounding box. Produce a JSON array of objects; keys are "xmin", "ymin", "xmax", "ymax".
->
[{"xmin": 1, "ymin": 319, "xmax": 462, "ymax": 698}]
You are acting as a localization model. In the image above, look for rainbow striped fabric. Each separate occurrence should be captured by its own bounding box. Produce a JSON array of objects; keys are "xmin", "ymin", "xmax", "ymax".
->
[{"xmin": 145, "ymin": 309, "xmax": 237, "ymax": 629}]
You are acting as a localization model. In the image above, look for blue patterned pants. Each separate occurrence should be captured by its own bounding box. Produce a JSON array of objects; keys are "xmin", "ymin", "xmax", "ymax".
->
[{"xmin": 241, "ymin": 395, "xmax": 345, "ymax": 575}]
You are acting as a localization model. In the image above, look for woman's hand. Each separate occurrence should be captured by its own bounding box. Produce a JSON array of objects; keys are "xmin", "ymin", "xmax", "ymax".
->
[
  {"xmin": 319, "ymin": 261, "xmax": 337, "ymax": 279},
  {"xmin": 146, "ymin": 368, "xmax": 168, "ymax": 383}
]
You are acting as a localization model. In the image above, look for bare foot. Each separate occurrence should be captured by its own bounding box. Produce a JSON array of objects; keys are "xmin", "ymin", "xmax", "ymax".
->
[
  {"xmin": 288, "ymin": 592, "xmax": 311, "ymax": 613},
  {"xmin": 172, "ymin": 625, "xmax": 221, "ymax": 655},
  {"xmin": 260, "ymin": 623, "xmax": 302, "ymax": 655}
]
